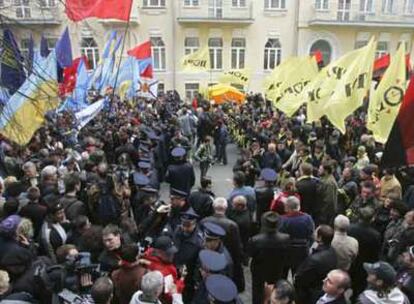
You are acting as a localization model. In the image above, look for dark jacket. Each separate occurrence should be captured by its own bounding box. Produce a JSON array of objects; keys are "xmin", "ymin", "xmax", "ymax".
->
[
  {"xmin": 398, "ymin": 269, "xmax": 414, "ymax": 304},
  {"xmin": 111, "ymin": 262, "xmax": 147, "ymax": 304},
  {"xmin": 260, "ymin": 152, "xmax": 282, "ymax": 172},
  {"xmin": 248, "ymin": 231, "xmax": 290, "ymax": 282},
  {"xmin": 165, "ymin": 162, "xmax": 195, "ymax": 194},
  {"xmin": 294, "ymin": 245, "xmax": 338, "ymax": 304},
  {"xmin": 19, "ymin": 202, "xmax": 47, "ymax": 237},
  {"xmin": 296, "ymin": 176, "xmax": 321, "ymax": 220},
  {"xmin": 60, "ymin": 194, "xmax": 87, "ymax": 222},
  {"xmin": 188, "ymin": 189, "xmax": 214, "ymax": 219},
  {"xmin": 255, "ymin": 185, "xmax": 276, "ymax": 225},
  {"xmin": 98, "ymin": 248, "xmax": 122, "ymax": 273}
]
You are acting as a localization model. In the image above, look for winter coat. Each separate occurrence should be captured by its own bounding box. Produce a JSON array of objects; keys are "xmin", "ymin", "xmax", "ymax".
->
[{"xmin": 357, "ymin": 287, "xmax": 410, "ymax": 304}]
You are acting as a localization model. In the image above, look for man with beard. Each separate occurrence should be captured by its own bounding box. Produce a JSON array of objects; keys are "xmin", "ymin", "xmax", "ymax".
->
[{"xmin": 173, "ymin": 208, "xmax": 204, "ymax": 302}]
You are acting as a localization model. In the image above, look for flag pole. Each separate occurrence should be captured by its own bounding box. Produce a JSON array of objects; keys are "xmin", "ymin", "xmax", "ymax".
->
[{"xmin": 112, "ymin": 1, "xmax": 134, "ymax": 99}]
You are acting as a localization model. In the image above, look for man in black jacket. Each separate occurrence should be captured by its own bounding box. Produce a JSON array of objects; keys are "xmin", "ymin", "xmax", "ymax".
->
[
  {"xmin": 165, "ymin": 147, "xmax": 195, "ymax": 194},
  {"xmin": 188, "ymin": 177, "xmax": 215, "ymax": 219},
  {"xmin": 248, "ymin": 211, "xmax": 289, "ymax": 304},
  {"xmin": 296, "ymin": 163, "xmax": 322, "ymax": 221},
  {"xmin": 294, "ymin": 225, "xmax": 338, "ymax": 304},
  {"xmin": 255, "ymin": 168, "xmax": 278, "ymax": 230}
]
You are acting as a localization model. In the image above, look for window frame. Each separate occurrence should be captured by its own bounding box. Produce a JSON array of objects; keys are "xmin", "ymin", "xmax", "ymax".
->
[
  {"xmin": 184, "ymin": 0, "xmax": 199, "ymax": 7},
  {"xmin": 184, "ymin": 37, "xmax": 200, "ymax": 55},
  {"xmin": 381, "ymin": 0, "xmax": 394, "ymax": 14},
  {"xmin": 337, "ymin": 0, "xmax": 351, "ymax": 21},
  {"xmin": 232, "ymin": 0, "xmax": 247, "ymax": 8},
  {"xmin": 359, "ymin": 0, "xmax": 375, "ymax": 13},
  {"xmin": 264, "ymin": 38, "xmax": 282, "ymax": 71},
  {"xmin": 209, "ymin": 37, "xmax": 223, "ymax": 71},
  {"xmin": 151, "ymin": 37, "xmax": 166, "ymax": 71},
  {"xmin": 376, "ymin": 41, "xmax": 389, "ymax": 58},
  {"xmin": 315, "ymin": 0, "xmax": 329, "ymax": 11},
  {"xmin": 80, "ymin": 37, "xmax": 100, "ymax": 70},
  {"xmin": 185, "ymin": 83, "xmax": 200, "ymax": 100},
  {"xmin": 14, "ymin": 0, "xmax": 31, "ymax": 18},
  {"xmin": 264, "ymin": 0, "xmax": 286, "ymax": 10},
  {"xmin": 404, "ymin": 0, "xmax": 414, "ymax": 14},
  {"xmin": 231, "ymin": 38, "xmax": 246, "ymax": 69},
  {"xmin": 143, "ymin": 0, "xmax": 166, "ymax": 8}
]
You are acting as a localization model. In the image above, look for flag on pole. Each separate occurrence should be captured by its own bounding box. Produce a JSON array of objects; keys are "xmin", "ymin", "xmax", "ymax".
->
[
  {"xmin": 128, "ymin": 41, "xmax": 153, "ymax": 78},
  {"xmin": 65, "ymin": 0, "xmax": 133, "ymax": 22},
  {"xmin": 264, "ymin": 57, "xmax": 297, "ymax": 101},
  {"xmin": 180, "ymin": 47, "xmax": 210, "ymax": 72},
  {"xmin": 0, "ymin": 51, "xmax": 59, "ymax": 146},
  {"xmin": 136, "ymin": 79, "xmax": 159, "ymax": 99},
  {"xmin": 59, "ymin": 56, "xmax": 89, "ymax": 97},
  {"xmin": 55, "ymin": 27, "xmax": 73, "ymax": 68},
  {"xmin": 382, "ymin": 76, "xmax": 414, "ymax": 168},
  {"xmin": 219, "ymin": 69, "xmax": 251, "ymax": 87},
  {"xmin": 367, "ymin": 43, "xmax": 407, "ymax": 143},
  {"xmin": 75, "ymin": 98, "xmax": 105, "ymax": 128},
  {"xmin": 40, "ymin": 35, "xmax": 50, "ymax": 58},
  {"xmin": 1, "ymin": 29, "xmax": 25, "ymax": 94},
  {"xmin": 324, "ymin": 38, "xmax": 376, "ymax": 133},
  {"xmin": 27, "ymin": 35, "xmax": 34, "ymax": 75},
  {"xmin": 270, "ymin": 56, "xmax": 319, "ymax": 117}
]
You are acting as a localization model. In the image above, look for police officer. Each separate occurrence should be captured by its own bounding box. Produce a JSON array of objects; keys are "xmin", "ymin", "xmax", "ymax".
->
[
  {"xmin": 192, "ymin": 249, "xmax": 229, "ymax": 304},
  {"xmin": 165, "ymin": 147, "xmax": 195, "ymax": 194},
  {"xmin": 173, "ymin": 208, "xmax": 204, "ymax": 302},
  {"xmin": 255, "ymin": 168, "xmax": 279, "ymax": 229},
  {"xmin": 137, "ymin": 161, "xmax": 159, "ymax": 190},
  {"xmin": 168, "ymin": 188, "xmax": 191, "ymax": 233},
  {"xmin": 205, "ymin": 274, "xmax": 242, "ymax": 303}
]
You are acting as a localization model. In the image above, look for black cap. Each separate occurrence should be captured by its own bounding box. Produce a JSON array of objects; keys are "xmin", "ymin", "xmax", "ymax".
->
[
  {"xmin": 48, "ymin": 203, "xmax": 64, "ymax": 214},
  {"xmin": 170, "ymin": 188, "xmax": 188, "ymax": 198},
  {"xmin": 152, "ymin": 236, "xmax": 178, "ymax": 255},
  {"xmin": 205, "ymin": 274, "xmax": 238, "ymax": 302},
  {"xmin": 133, "ymin": 172, "xmax": 150, "ymax": 186},
  {"xmin": 180, "ymin": 208, "xmax": 199, "ymax": 222},
  {"xmin": 203, "ymin": 222, "xmax": 226, "ymax": 239},
  {"xmin": 138, "ymin": 161, "xmax": 151, "ymax": 170}
]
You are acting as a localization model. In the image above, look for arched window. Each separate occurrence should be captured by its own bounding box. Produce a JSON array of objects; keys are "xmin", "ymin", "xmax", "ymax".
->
[
  {"xmin": 310, "ymin": 39, "xmax": 332, "ymax": 65},
  {"xmin": 184, "ymin": 37, "xmax": 199, "ymax": 55},
  {"xmin": 81, "ymin": 37, "xmax": 99, "ymax": 69},
  {"xmin": 209, "ymin": 37, "xmax": 223, "ymax": 70},
  {"xmin": 150, "ymin": 37, "xmax": 166, "ymax": 71},
  {"xmin": 231, "ymin": 38, "xmax": 246, "ymax": 69},
  {"xmin": 264, "ymin": 38, "xmax": 281, "ymax": 70}
]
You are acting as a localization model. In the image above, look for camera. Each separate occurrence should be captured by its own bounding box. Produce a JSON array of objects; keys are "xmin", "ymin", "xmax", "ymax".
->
[{"xmin": 73, "ymin": 252, "xmax": 100, "ymax": 276}]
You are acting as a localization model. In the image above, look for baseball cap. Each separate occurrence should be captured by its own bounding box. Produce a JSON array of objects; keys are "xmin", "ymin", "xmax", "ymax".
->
[
  {"xmin": 152, "ymin": 236, "xmax": 178, "ymax": 255},
  {"xmin": 363, "ymin": 261, "xmax": 397, "ymax": 285}
]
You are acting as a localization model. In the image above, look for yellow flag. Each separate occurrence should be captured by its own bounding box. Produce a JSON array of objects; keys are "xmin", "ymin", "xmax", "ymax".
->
[
  {"xmin": 219, "ymin": 69, "xmax": 251, "ymax": 87},
  {"xmin": 271, "ymin": 56, "xmax": 319, "ymax": 117},
  {"xmin": 181, "ymin": 47, "xmax": 210, "ymax": 72},
  {"xmin": 264, "ymin": 57, "xmax": 297, "ymax": 100},
  {"xmin": 325, "ymin": 38, "xmax": 376, "ymax": 133},
  {"xmin": 367, "ymin": 43, "xmax": 406, "ymax": 143},
  {"xmin": 305, "ymin": 38, "xmax": 376, "ymax": 127}
]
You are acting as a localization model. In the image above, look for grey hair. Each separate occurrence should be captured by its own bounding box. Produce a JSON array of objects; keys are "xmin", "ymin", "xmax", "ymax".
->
[
  {"xmin": 334, "ymin": 214, "xmax": 350, "ymax": 232},
  {"xmin": 41, "ymin": 165, "xmax": 57, "ymax": 180},
  {"xmin": 285, "ymin": 196, "xmax": 300, "ymax": 211},
  {"xmin": 141, "ymin": 271, "xmax": 164, "ymax": 301},
  {"xmin": 22, "ymin": 161, "xmax": 36, "ymax": 171},
  {"xmin": 213, "ymin": 197, "xmax": 228, "ymax": 214}
]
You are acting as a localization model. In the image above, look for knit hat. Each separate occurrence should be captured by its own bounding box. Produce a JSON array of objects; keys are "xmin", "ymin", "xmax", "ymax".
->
[{"xmin": 0, "ymin": 215, "xmax": 21, "ymax": 238}]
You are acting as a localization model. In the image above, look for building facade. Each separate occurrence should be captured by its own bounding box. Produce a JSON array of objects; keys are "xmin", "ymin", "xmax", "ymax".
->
[{"xmin": 1, "ymin": 0, "xmax": 413, "ymax": 99}]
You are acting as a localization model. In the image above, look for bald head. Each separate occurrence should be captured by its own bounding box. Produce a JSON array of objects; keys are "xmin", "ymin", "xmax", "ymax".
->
[
  {"xmin": 334, "ymin": 215, "xmax": 350, "ymax": 233},
  {"xmin": 323, "ymin": 269, "xmax": 351, "ymax": 297}
]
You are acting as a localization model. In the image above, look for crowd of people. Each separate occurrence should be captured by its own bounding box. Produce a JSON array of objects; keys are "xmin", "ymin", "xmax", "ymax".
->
[{"xmin": 0, "ymin": 90, "xmax": 413, "ymax": 304}]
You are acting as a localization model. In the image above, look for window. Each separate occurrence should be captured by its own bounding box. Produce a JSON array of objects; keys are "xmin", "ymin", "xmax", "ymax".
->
[
  {"xmin": 376, "ymin": 41, "xmax": 389, "ymax": 58},
  {"xmin": 232, "ymin": 0, "xmax": 246, "ymax": 7},
  {"xmin": 209, "ymin": 0, "xmax": 223, "ymax": 18},
  {"xmin": 315, "ymin": 0, "xmax": 329, "ymax": 10},
  {"xmin": 310, "ymin": 39, "xmax": 332, "ymax": 65},
  {"xmin": 20, "ymin": 38, "xmax": 31, "ymax": 59},
  {"xmin": 151, "ymin": 37, "xmax": 166, "ymax": 71},
  {"xmin": 405, "ymin": 0, "xmax": 414, "ymax": 14},
  {"xmin": 398, "ymin": 41, "xmax": 411, "ymax": 52},
  {"xmin": 359, "ymin": 0, "xmax": 374, "ymax": 13},
  {"xmin": 46, "ymin": 38, "xmax": 57, "ymax": 52},
  {"xmin": 39, "ymin": 0, "xmax": 56, "ymax": 7},
  {"xmin": 158, "ymin": 82, "xmax": 165, "ymax": 94},
  {"xmin": 209, "ymin": 38, "xmax": 223, "ymax": 70},
  {"xmin": 14, "ymin": 0, "xmax": 31, "ymax": 18},
  {"xmin": 231, "ymin": 38, "xmax": 246, "ymax": 69},
  {"xmin": 355, "ymin": 40, "xmax": 368, "ymax": 49},
  {"xmin": 184, "ymin": 37, "xmax": 199, "ymax": 55},
  {"xmin": 81, "ymin": 37, "xmax": 100, "ymax": 69},
  {"xmin": 337, "ymin": 0, "xmax": 351, "ymax": 20},
  {"xmin": 143, "ymin": 0, "xmax": 166, "ymax": 8},
  {"xmin": 184, "ymin": 0, "xmax": 199, "ymax": 6},
  {"xmin": 265, "ymin": 0, "xmax": 286, "ymax": 10},
  {"xmin": 264, "ymin": 38, "xmax": 281, "ymax": 70},
  {"xmin": 185, "ymin": 83, "xmax": 199, "ymax": 100},
  {"xmin": 382, "ymin": 0, "xmax": 394, "ymax": 13}
]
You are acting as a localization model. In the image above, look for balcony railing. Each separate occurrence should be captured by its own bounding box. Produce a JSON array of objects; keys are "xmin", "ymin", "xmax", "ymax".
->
[
  {"xmin": 308, "ymin": 0, "xmax": 414, "ymax": 28},
  {"xmin": 177, "ymin": 0, "xmax": 254, "ymax": 24},
  {"xmin": 0, "ymin": 0, "xmax": 61, "ymax": 25}
]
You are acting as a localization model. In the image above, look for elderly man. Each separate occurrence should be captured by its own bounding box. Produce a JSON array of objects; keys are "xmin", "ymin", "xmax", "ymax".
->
[
  {"xmin": 39, "ymin": 165, "xmax": 58, "ymax": 196},
  {"xmin": 331, "ymin": 215, "xmax": 358, "ymax": 271},
  {"xmin": 21, "ymin": 161, "xmax": 39, "ymax": 190},
  {"xmin": 315, "ymin": 269, "xmax": 351, "ymax": 304},
  {"xmin": 260, "ymin": 143, "xmax": 282, "ymax": 172}
]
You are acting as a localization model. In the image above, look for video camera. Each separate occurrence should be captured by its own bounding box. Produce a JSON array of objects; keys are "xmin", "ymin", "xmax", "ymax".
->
[{"xmin": 73, "ymin": 252, "xmax": 100, "ymax": 276}]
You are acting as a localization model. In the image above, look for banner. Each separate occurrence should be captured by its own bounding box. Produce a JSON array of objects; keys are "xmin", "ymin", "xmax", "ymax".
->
[
  {"xmin": 368, "ymin": 43, "xmax": 407, "ymax": 143},
  {"xmin": 75, "ymin": 98, "xmax": 105, "ymax": 128},
  {"xmin": 264, "ymin": 57, "xmax": 298, "ymax": 101},
  {"xmin": 219, "ymin": 69, "xmax": 251, "ymax": 87},
  {"xmin": 181, "ymin": 47, "xmax": 210, "ymax": 72}
]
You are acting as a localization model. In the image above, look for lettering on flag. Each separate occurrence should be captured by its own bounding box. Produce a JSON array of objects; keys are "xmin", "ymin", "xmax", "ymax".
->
[{"xmin": 181, "ymin": 47, "xmax": 210, "ymax": 72}]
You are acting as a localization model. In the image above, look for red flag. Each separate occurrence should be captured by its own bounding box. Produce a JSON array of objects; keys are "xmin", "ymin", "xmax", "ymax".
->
[
  {"xmin": 127, "ymin": 41, "xmax": 152, "ymax": 60},
  {"xmin": 312, "ymin": 50, "xmax": 323, "ymax": 64},
  {"xmin": 59, "ymin": 56, "xmax": 89, "ymax": 97},
  {"xmin": 374, "ymin": 53, "xmax": 412, "ymax": 79},
  {"xmin": 382, "ymin": 76, "xmax": 414, "ymax": 167},
  {"xmin": 140, "ymin": 64, "xmax": 153, "ymax": 79},
  {"xmin": 65, "ymin": 0, "xmax": 133, "ymax": 22}
]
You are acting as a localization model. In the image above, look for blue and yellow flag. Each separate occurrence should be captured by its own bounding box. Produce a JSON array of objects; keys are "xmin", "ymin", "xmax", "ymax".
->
[
  {"xmin": 1, "ymin": 29, "xmax": 25, "ymax": 94},
  {"xmin": 0, "ymin": 51, "xmax": 59, "ymax": 146}
]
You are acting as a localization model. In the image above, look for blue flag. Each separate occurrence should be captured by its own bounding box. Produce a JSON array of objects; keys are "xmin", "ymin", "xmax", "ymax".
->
[
  {"xmin": 0, "ymin": 29, "xmax": 25, "ymax": 94},
  {"xmin": 55, "ymin": 27, "xmax": 73, "ymax": 68},
  {"xmin": 27, "ymin": 35, "xmax": 34, "ymax": 75},
  {"xmin": 40, "ymin": 35, "xmax": 50, "ymax": 58}
]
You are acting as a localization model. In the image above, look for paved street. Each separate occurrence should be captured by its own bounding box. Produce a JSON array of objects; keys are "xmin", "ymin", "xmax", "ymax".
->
[{"xmin": 159, "ymin": 143, "xmax": 253, "ymax": 303}]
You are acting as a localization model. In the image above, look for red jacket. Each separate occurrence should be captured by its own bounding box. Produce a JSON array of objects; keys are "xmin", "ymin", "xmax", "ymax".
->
[{"xmin": 270, "ymin": 191, "xmax": 301, "ymax": 214}]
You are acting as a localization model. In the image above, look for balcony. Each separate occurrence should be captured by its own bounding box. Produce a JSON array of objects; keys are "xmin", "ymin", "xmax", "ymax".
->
[
  {"xmin": 0, "ymin": 0, "xmax": 61, "ymax": 25},
  {"xmin": 177, "ymin": 0, "xmax": 254, "ymax": 24},
  {"xmin": 307, "ymin": 0, "xmax": 414, "ymax": 28}
]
